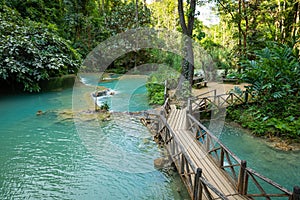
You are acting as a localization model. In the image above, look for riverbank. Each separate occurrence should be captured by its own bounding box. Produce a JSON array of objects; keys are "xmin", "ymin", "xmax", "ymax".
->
[{"xmin": 191, "ymin": 81, "xmax": 300, "ymax": 151}]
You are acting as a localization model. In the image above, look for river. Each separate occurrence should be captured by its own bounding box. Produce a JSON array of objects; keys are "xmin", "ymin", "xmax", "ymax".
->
[
  {"xmin": 0, "ymin": 75, "xmax": 299, "ymax": 199},
  {"xmin": 0, "ymin": 75, "xmax": 190, "ymax": 199}
]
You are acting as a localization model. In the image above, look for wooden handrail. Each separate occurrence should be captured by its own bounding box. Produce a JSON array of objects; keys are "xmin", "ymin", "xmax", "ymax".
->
[
  {"xmin": 190, "ymin": 89, "xmax": 217, "ymax": 100},
  {"xmin": 244, "ymin": 168, "xmax": 292, "ymax": 198},
  {"xmin": 188, "ymin": 90, "xmax": 258, "ymax": 115},
  {"xmin": 186, "ymin": 113, "xmax": 294, "ymax": 199},
  {"xmin": 200, "ymin": 177, "xmax": 229, "ymax": 200},
  {"xmin": 164, "ymin": 80, "xmax": 168, "ymax": 102},
  {"xmin": 187, "ymin": 113, "xmax": 241, "ymax": 163},
  {"xmin": 146, "ymin": 87, "xmax": 296, "ymax": 200},
  {"xmin": 152, "ymin": 112, "xmax": 230, "ymax": 200}
]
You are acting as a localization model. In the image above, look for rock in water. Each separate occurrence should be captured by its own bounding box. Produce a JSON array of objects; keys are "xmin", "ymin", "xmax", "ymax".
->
[
  {"xmin": 36, "ymin": 110, "xmax": 43, "ymax": 116},
  {"xmin": 154, "ymin": 157, "xmax": 173, "ymax": 169},
  {"xmin": 154, "ymin": 158, "xmax": 165, "ymax": 169}
]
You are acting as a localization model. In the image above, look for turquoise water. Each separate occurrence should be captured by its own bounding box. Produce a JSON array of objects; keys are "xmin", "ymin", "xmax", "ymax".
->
[
  {"xmin": 81, "ymin": 74, "xmax": 150, "ymax": 112},
  {"xmin": 1, "ymin": 75, "xmax": 299, "ymax": 199},
  {"xmin": 218, "ymin": 124, "xmax": 300, "ymax": 193},
  {"xmin": 0, "ymin": 87, "xmax": 189, "ymax": 199}
]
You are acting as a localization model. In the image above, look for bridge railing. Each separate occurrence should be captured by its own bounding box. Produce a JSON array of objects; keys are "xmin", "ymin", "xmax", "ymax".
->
[
  {"xmin": 145, "ymin": 112, "xmax": 230, "ymax": 200},
  {"xmin": 186, "ymin": 113, "xmax": 295, "ymax": 199},
  {"xmin": 188, "ymin": 90, "xmax": 257, "ymax": 115},
  {"xmin": 161, "ymin": 97, "xmax": 171, "ymax": 118}
]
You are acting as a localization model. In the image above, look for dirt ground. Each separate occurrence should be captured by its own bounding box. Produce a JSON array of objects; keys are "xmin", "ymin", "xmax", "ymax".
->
[{"xmin": 191, "ymin": 81, "xmax": 251, "ymax": 96}]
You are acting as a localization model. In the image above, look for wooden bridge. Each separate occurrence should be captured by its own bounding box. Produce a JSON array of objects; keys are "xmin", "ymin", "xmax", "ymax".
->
[{"xmin": 143, "ymin": 86, "xmax": 299, "ymax": 200}]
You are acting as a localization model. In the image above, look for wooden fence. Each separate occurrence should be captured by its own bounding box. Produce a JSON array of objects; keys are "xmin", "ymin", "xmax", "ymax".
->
[
  {"xmin": 188, "ymin": 90, "xmax": 257, "ymax": 116},
  {"xmin": 147, "ymin": 113, "xmax": 230, "ymax": 200},
  {"xmin": 186, "ymin": 113, "xmax": 296, "ymax": 200},
  {"xmin": 142, "ymin": 83, "xmax": 299, "ymax": 200}
]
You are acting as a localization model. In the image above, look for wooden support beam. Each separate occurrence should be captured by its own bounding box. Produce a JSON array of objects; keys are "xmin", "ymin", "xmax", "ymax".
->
[
  {"xmin": 220, "ymin": 148, "xmax": 225, "ymax": 168},
  {"xmin": 238, "ymin": 160, "xmax": 247, "ymax": 194},
  {"xmin": 293, "ymin": 186, "xmax": 300, "ymax": 200},
  {"xmin": 193, "ymin": 168, "xmax": 202, "ymax": 200}
]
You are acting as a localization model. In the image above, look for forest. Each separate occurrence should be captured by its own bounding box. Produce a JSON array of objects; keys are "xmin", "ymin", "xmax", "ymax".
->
[{"xmin": 0, "ymin": 0, "xmax": 299, "ymax": 138}]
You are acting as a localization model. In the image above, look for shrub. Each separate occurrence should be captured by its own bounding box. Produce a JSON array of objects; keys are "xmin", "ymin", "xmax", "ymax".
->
[{"xmin": 0, "ymin": 7, "xmax": 81, "ymax": 92}]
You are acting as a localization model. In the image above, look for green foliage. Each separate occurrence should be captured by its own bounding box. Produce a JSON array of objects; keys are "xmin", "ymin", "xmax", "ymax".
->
[
  {"xmin": 3, "ymin": 0, "xmax": 151, "ymax": 57},
  {"xmin": 107, "ymin": 1, "xmax": 151, "ymax": 34},
  {"xmin": 227, "ymin": 103, "xmax": 300, "ymax": 138},
  {"xmin": 242, "ymin": 43, "xmax": 300, "ymax": 101},
  {"xmin": 149, "ymin": 0, "xmax": 178, "ymax": 30},
  {"xmin": 0, "ymin": 7, "xmax": 81, "ymax": 92},
  {"xmin": 146, "ymin": 63, "xmax": 181, "ymax": 105},
  {"xmin": 154, "ymin": 50, "xmax": 181, "ymax": 71},
  {"xmin": 227, "ymin": 43, "xmax": 300, "ymax": 138},
  {"xmin": 4, "ymin": 0, "xmax": 64, "ymax": 24},
  {"xmin": 200, "ymin": 37, "xmax": 233, "ymax": 74},
  {"xmin": 226, "ymin": 71, "xmax": 242, "ymax": 80},
  {"xmin": 99, "ymin": 101, "xmax": 110, "ymax": 111},
  {"xmin": 145, "ymin": 83, "xmax": 165, "ymax": 105}
]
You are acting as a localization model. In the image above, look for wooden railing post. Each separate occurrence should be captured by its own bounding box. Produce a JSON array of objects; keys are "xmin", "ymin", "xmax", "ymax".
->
[
  {"xmin": 292, "ymin": 186, "xmax": 300, "ymax": 200},
  {"xmin": 230, "ymin": 93, "xmax": 234, "ymax": 104},
  {"xmin": 194, "ymin": 168, "xmax": 202, "ymax": 200},
  {"xmin": 206, "ymin": 135, "xmax": 210, "ymax": 151},
  {"xmin": 238, "ymin": 160, "xmax": 247, "ymax": 194},
  {"xmin": 164, "ymin": 80, "xmax": 168, "ymax": 102},
  {"xmin": 213, "ymin": 89, "xmax": 217, "ymax": 103},
  {"xmin": 220, "ymin": 148, "xmax": 224, "ymax": 168},
  {"xmin": 188, "ymin": 98, "xmax": 192, "ymax": 115},
  {"xmin": 181, "ymin": 154, "xmax": 185, "ymax": 175}
]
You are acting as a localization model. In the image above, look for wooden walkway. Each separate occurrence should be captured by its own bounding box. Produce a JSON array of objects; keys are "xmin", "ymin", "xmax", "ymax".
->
[
  {"xmin": 144, "ymin": 89, "xmax": 297, "ymax": 200},
  {"xmin": 168, "ymin": 105, "xmax": 247, "ymax": 200}
]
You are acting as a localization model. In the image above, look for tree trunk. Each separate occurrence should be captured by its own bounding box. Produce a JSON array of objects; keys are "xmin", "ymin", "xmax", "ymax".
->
[
  {"xmin": 135, "ymin": 0, "xmax": 139, "ymax": 25},
  {"xmin": 292, "ymin": 2, "xmax": 299, "ymax": 47},
  {"xmin": 242, "ymin": 0, "xmax": 248, "ymax": 59},
  {"xmin": 238, "ymin": 0, "xmax": 242, "ymax": 57},
  {"xmin": 177, "ymin": 0, "xmax": 196, "ymax": 88}
]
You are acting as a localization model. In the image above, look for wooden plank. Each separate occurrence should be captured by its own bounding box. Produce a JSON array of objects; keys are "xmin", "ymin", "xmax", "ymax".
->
[
  {"xmin": 170, "ymin": 125, "xmax": 247, "ymax": 200},
  {"xmin": 168, "ymin": 108, "xmax": 187, "ymax": 131},
  {"xmin": 175, "ymin": 110, "xmax": 185, "ymax": 130},
  {"xmin": 170, "ymin": 110, "xmax": 179, "ymax": 129},
  {"xmin": 168, "ymin": 107, "xmax": 182, "ymax": 130},
  {"xmin": 161, "ymin": 106, "xmax": 249, "ymax": 200},
  {"xmin": 174, "ymin": 130, "xmax": 235, "ymax": 195},
  {"xmin": 167, "ymin": 107, "xmax": 177, "ymax": 128}
]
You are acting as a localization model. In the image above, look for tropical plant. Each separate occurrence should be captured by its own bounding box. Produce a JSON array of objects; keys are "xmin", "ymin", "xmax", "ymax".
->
[
  {"xmin": 227, "ymin": 42, "xmax": 300, "ymax": 138},
  {"xmin": 146, "ymin": 83, "xmax": 165, "ymax": 105},
  {"xmin": 242, "ymin": 43, "xmax": 300, "ymax": 102},
  {"xmin": 0, "ymin": 7, "xmax": 81, "ymax": 92}
]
